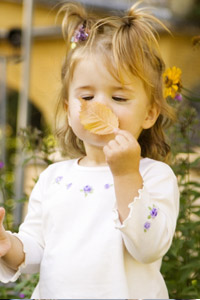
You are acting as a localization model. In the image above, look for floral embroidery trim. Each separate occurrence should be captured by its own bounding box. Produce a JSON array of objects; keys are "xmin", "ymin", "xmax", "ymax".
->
[
  {"xmin": 55, "ymin": 176, "xmax": 63, "ymax": 184},
  {"xmin": 66, "ymin": 183, "xmax": 72, "ymax": 190},
  {"xmin": 144, "ymin": 222, "xmax": 151, "ymax": 231},
  {"xmin": 53, "ymin": 179, "xmax": 113, "ymax": 195},
  {"xmin": 144, "ymin": 205, "xmax": 159, "ymax": 232},
  {"xmin": 104, "ymin": 183, "xmax": 113, "ymax": 189},
  {"xmin": 80, "ymin": 185, "xmax": 93, "ymax": 197}
]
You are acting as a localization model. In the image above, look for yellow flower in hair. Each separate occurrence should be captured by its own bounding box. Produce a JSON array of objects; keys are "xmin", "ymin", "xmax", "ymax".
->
[{"xmin": 163, "ymin": 66, "xmax": 182, "ymax": 99}]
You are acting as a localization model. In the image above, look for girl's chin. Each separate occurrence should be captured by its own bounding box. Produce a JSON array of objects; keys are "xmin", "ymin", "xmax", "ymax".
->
[{"xmin": 82, "ymin": 132, "xmax": 115, "ymax": 147}]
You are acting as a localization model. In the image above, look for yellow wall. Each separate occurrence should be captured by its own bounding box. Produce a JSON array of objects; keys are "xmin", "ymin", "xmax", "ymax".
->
[
  {"xmin": 160, "ymin": 34, "xmax": 200, "ymax": 89},
  {"xmin": 0, "ymin": 1, "xmax": 66, "ymax": 125},
  {"xmin": 1, "ymin": 1, "xmax": 200, "ymax": 126}
]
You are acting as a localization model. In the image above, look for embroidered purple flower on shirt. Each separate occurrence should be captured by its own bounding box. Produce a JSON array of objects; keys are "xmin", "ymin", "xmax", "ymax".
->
[
  {"xmin": 104, "ymin": 183, "xmax": 113, "ymax": 189},
  {"xmin": 55, "ymin": 176, "xmax": 63, "ymax": 184},
  {"xmin": 150, "ymin": 207, "xmax": 158, "ymax": 218},
  {"xmin": 144, "ymin": 205, "xmax": 159, "ymax": 232},
  {"xmin": 66, "ymin": 182, "xmax": 72, "ymax": 190},
  {"xmin": 144, "ymin": 222, "xmax": 151, "ymax": 232},
  {"xmin": 80, "ymin": 185, "xmax": 93, "ymax": 196}
]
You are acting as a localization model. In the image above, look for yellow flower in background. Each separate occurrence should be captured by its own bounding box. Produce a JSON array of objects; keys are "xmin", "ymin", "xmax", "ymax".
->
[{"xmin": 163, "ymin": 66, "xmax": 182, "ymax": 99}]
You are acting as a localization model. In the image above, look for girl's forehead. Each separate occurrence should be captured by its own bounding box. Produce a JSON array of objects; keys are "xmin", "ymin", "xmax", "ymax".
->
[
  {"xmin": 71, "ymin": 53, "xmax": 139, "ymax": 88},
  {"xmin": 71, "ymin": 54, "xmax": 116, "ymax": 82},
  {"xmin": 70, "ymin": 55, "xmax": 146, "ymax": 95}
]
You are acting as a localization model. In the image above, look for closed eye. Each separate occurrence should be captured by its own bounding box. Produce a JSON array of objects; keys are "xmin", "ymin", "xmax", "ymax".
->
[
  {"xmin": 81, "ymin": 96, "xmax": 93, "ymax": 101},
  {"xmin": 112, "ymin": 96, "xmax": 128, "ymax": 102},
  {"xmin": 81, "ymin": 96, "xmax": 128, "ymax": 102}
]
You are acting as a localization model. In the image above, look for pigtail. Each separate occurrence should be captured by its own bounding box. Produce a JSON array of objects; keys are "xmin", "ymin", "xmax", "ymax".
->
[
  {"xmin": 55, "ymin": 3, "xmax": 96, "ymax": 158},
  {"xmin": 58, "ymin": 2, "xmax": 91, "ymax": 52},
  {"xmin": 112, "ymin": 3, "xmax": 169, "ymax": 84}
]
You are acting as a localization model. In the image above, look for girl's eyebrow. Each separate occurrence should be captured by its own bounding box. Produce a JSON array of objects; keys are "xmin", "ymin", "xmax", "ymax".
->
[
  {"xmin": 75, "ymin": 86, "xmax": 94, "ymax": 91},
  {"xmin": 114, "ymin": 86, "xmax": 133, "ymax": 92},
  {"xmin": 75, "ymin": 85, "xmax": 134, "ymax": 92},
  {"xmin": 113, "ymin": 86, "xmax": 136, "ymax": 95}
]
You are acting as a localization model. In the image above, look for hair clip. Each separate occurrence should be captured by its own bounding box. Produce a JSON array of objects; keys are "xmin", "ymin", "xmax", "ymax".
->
[{"xmin": 71, "ymin": 23, "xmax": 89, "ymax": 49}]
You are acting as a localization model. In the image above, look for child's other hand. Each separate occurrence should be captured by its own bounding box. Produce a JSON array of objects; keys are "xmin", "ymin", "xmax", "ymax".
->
[
  {"xmin": 0, "ymin": 207, "xmax": 11, "ymax": 257},
  {"xmin": 103, "ymin": 129, "xmax": 141, "ymax": 177}
]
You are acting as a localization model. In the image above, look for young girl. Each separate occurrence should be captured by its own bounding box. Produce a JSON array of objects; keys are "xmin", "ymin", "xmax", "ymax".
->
[{"xmin": 0, "ymin": 2, "xmax": 179, "ymax": 299}]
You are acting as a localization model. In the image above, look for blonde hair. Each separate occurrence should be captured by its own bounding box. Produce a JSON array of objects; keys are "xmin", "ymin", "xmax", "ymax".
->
[{"xmin": 55, "ymin": 2, "xmax": 175, "ymax": 162}]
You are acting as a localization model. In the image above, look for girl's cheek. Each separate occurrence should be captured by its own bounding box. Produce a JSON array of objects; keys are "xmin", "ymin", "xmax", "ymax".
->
[{"xmin": 68, "ymin": 103, "xmax": 81, "ymax": 119}]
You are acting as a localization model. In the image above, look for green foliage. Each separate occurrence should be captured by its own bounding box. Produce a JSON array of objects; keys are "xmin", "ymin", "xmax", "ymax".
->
[
  {"xmin": 19, "ymin": 127, "xmax": 57, "ymax": 166},
  {"xmin": 14, "ymin": 273, "xmax": 39, "ymax": 299},
  {"xmin": 161, "ymin": 98, "xmax": 200, "ymax": 298},
  {"xmin": 0, "ymin": 127, "xmax": 56, "ymax": 299},
  {"xmin": 0, "ymin": 273, "xmax": 39, "ymax": 299}
]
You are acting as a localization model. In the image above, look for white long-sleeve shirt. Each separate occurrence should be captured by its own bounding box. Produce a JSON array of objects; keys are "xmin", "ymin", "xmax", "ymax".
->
[{"xmin": 0, "ymin": 157, "xmax": 179, "ymax": 299}]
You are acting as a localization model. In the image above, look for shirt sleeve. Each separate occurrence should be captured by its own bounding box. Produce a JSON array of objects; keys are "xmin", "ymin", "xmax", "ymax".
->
[
  {"xmin": 113, "ymin": 162, "xmax": 180, "ymax": 264},
  {"xmin": 0, "ymin": 173, "xmax": 45, "ymax": 283}
]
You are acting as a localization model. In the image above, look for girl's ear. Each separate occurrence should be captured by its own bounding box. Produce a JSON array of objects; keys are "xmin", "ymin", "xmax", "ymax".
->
[{"xmin": 142, "ymin": 102, "xmax": 160, "ymax": 129}]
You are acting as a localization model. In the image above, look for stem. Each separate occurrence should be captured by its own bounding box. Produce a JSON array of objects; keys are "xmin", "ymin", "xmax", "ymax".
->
[
  {"xmin": 185, "ymin": 118, "xmax": 192, "ymax": 266},
  {"xmin": 182, "ymin": 87, "xmax": 200, "ymax": 96},
  {"xmin": 182, "ymin": 93, "xmax": 200, "ymax": 103}
]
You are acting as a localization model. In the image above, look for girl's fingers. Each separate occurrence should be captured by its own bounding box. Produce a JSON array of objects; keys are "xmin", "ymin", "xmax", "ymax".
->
[
  {"xmin": 114, "ymin": 128, "xmax": 134, "ymax": 141},
  {"xmin": 103, "ymin": 145, "xmax": 112, "ymax": 157},
  {"xmin": 107, "ymin": 139, "xmax": 117, "ymax": 149},
  {"xmin": 115, "ymin": 134, "xmax": 127, "ymax": 146},
  {"xmin": 107, "ymin": 129, "xmax": 134, "ymax": 150}
]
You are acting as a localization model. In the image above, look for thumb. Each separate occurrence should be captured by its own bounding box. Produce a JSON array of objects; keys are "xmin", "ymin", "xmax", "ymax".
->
[{"xmin": 0, "ymin": 207, "xmax": 5, "ymax": 228}]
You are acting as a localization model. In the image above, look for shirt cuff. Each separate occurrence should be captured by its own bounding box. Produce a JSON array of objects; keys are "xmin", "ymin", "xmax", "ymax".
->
[{"xmin": 113, "ymin": 185, "xmax": 145, "ymax": 229}]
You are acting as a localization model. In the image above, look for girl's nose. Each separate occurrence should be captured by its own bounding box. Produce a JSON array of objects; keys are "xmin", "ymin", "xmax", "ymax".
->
[
  {"xmin": 95, "ymin": 96, "xmax": 109, "ymax": 107},
  {"xmin": 95, "ymin": 97, "xmax": 115, "ymax": 116}
]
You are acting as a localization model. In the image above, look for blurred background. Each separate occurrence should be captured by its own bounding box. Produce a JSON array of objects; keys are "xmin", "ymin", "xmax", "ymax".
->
[{"xmin": 0, "ymin": 0, "xmax": 200, "ymax": 298}]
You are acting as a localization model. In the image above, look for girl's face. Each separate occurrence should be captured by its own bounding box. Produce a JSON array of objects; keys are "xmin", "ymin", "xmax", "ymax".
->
[{"xmin": 68, "ymin": 55, "xmax": 159, "ymax": 148}]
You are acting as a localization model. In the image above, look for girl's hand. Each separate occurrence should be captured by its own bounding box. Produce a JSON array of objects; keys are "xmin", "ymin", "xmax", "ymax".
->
[
  {"xmin": 0, "ymin": 207, "xmax": 11, "ymax": 257},
  {"xmin": 103, "ymin": 129, "xmax": 141, "ymax": 177}
]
